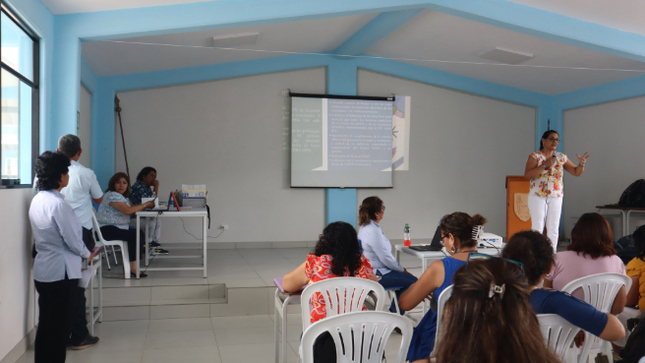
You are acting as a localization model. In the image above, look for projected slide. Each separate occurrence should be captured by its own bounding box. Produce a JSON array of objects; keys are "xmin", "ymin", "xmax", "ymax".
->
[{"xmin": 291, "ymin": 97, "xmax": 393, "ymax": 188}]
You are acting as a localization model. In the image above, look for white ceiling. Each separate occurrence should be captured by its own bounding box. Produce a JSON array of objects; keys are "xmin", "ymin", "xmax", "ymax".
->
[
  {"xmin": 43, "ymin": 0, "xmax": 645, "ymax": 95},
  {"xmin": 81, "ymin": 14, "xmax": 378, "ymax": 77}
]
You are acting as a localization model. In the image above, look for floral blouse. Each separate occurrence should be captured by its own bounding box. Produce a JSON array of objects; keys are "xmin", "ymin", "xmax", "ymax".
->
[
  {"xmin": 96, "ymin": 191, "xmax": 132, "ymax": 229},
  {"xmin": 529, "ymin": 151, "xmax": 568, "ymax": 198},
  {"xmin": 304, "ymin": 253, "xmax": 373, "ymax": 324}
]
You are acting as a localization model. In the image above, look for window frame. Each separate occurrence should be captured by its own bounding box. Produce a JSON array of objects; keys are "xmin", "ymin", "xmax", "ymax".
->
[{"xmin": 1, "ymin": 3, "xmax": 40, "ymax": 188}]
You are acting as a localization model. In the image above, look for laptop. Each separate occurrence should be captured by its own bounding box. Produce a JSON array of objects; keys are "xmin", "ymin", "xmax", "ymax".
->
[{"xmin": 408, "ymin": 226, "xmax": 444, "ymax": 252}]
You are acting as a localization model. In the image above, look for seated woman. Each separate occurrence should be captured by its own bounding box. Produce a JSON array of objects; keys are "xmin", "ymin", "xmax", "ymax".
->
[
  {"xmin": 434, "ymin": 258, "xmax": 561, "ymax": 363},
  {"xmin": 357, "ymin": 196, "xmax": 417, "ymax": 313},
  {"xmin": 502, "ymin": 230, "xmax": 625, "ymax": 345},
  {"xmin": 282, "ymin": 221, "xmax": 377, "ymax": 363},
  {"xmin": 544, "ymin": 212, "xmax": 627, "ymax": 314},
  {"xmin": 96, "ymin": 172, "xmax": 155, "ymax": 278},
  {"xmin": 626, "ymin": 225, "xmax": 645, "ymax": 311},
  {"xmin": 399, "ymin": 211, "xmax": 486, "ymax": 363}
]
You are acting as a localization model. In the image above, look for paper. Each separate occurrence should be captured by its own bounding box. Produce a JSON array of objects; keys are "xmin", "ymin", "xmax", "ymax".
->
[{"xmin": 79, "ymin": 265, "xmax": 96, "ymax": 288}]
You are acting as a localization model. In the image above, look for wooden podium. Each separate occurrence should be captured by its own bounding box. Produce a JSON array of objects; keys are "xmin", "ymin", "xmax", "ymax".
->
[{"xmin": 506, "ymin": 176, "xmax": 532, "ymax": 239}]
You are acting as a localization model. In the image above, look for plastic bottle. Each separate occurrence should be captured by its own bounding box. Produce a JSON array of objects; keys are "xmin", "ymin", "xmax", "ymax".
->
[
  {"xmin": 169, "ymin": 197, "xmax": 175, "ymax": 210},
  {"xmin": 404, "ymin": 224, "xmax": 411, "ymax": 247}
]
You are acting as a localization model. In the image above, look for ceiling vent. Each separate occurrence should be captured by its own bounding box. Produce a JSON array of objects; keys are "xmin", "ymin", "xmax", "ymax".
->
[
  {"xmin": 212, "ymin": 32, "xmax": 259, "ymax": 47},
  {"xmin": 477, "ymin": 47, "xmax": 534, "ymax": 64}
]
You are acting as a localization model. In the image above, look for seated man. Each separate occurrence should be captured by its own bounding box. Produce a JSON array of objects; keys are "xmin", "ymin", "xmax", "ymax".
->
[{"xmin": 129, "ymin": 166, "xmax": 168, "ymax": 255}]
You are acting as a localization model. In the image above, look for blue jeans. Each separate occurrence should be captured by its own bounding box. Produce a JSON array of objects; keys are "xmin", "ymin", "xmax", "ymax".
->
[{"xmin": 377, "ymin": 270, "xmax": 418, "ymax": 313}]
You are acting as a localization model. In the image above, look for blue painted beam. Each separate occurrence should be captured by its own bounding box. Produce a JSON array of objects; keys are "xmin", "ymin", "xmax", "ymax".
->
[{"xmin": 334, "ymin": 9, "xmax": 422, "ymax": 56}]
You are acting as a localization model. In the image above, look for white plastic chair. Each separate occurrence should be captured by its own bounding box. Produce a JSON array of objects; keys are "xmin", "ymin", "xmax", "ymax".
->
[
  {"xmin": 91, "ymin": 212, "xmax": 131, "ymax": 279},
  {"xmin": 562, "ymin": 273, "xmax": 632, "ymax": 363},
  {"xmin": 301, "ymin": 277, "xmax": 387, "ymax": 332},
  {"xmin": 538, "ymin": 314, "xmax": 579, "ymax": 360},
  {"xmin": 430, "ymin": 284, "xmax": 453, "ymax": 358},
  {"xmin": 300, "ymin": 311, "xmax": 413, "ymax": 363}
]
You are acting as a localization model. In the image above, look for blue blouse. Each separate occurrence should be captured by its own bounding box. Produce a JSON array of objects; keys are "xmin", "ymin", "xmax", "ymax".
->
[
  {"xmin": 531, "ymin": 288, "xmax": 608, "ymax": 337},
  {"xmin": 96, "ymin": 191, "xmax": 132, "ymax": 229}
]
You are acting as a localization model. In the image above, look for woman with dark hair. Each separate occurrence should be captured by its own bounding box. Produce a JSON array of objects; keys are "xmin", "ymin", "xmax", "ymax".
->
[
  {"xmin": 129, "ymin": 166, "xmax": 166, "ymax": 253},
  {"xmin": 399, "ymin": 211, "xmax": 487, "ymax": 363},
  {"xmin": 96, "ymin": 172, "xmax": 155, "ymax": 277},
  {"xmin": 524, "ymin": 130, "xmax": 589, "ymax": 251},
  {"xmin": 545, "ymin": 213, "xmax": 627, "ymax": 314},
  {"xmin": 357, "ymin": 196, "xmax": 417, "ymax": 313},
  {"xmin": 282, "ymin": 222, "xmax": 376, "ymax": 363},
  {"xmin": 502, "ymin": 230, "xmax": 624, "ymax": 346},
  {"xmin": 30, "ymin": 151, "xmax": 96, "ymax": 363},
  {"xmin": 434, "ymin": 258, "xmax": 561, "ymax": 363},
  {"xmin": 626, "ymin": 225, "xmax": 645, "ymax": 311}
]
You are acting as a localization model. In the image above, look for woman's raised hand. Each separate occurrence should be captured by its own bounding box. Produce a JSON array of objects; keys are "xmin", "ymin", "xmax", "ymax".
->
[{"xmin": 576, "ymin": 152, "xmax": 590, "ymax": 166}]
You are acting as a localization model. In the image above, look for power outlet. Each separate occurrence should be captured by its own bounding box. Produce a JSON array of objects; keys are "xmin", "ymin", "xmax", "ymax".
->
[{"xmin": 220, "ymin": 224, "xmax": 229, "ymax": 230}]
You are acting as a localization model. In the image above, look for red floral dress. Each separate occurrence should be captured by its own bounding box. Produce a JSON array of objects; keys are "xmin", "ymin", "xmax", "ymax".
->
[
  {"xmin": 304, "ymin": 253, "xmax": 373, "ymax": 324},
  {"xmin": 529, "ymin": 151, "xmax": 568, "ymax": 198}
]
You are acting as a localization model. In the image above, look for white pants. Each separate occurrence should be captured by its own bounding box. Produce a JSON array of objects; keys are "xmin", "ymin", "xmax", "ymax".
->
[
  {"xmin": 528, "ymin": 195, "xmax": 562, "ymax": 252},
  {"xmin": 145, "ymin": 217, "xmax": 162, "ymax": 243}
]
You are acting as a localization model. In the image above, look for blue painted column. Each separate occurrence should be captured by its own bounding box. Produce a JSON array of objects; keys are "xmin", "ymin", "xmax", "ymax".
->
[
  {"xmin": 326, "ymin": 59, "xmax": 359, "ymax": 228},
  {"xmin": 50, "ymin": 21, "xmax": 82, "ymax": 151}
]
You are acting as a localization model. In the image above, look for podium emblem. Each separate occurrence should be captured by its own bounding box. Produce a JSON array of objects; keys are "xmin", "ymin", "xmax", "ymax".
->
[{"xmin": 514, "ymin": 193, "xmax": 531, "ymax": 222}]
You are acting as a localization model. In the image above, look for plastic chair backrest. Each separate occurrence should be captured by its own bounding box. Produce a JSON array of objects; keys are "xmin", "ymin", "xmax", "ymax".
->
[
  {"xmin": 91, "ymin": 212, "xmax": 107, "ymax": 243},
  {"xmin": 430, "ymin": 284, "xmax": 453, "ymax": 357},
  {"xmin": 561, "ymin": 272, "xmax": 632, "ymax": 313},
  {"xmin": 537, "ymin": 314, "xmax": 578, "ymax": 360},
  {"xmin": 561, "ymin": 272, "xmax": 632, "ymax": 363},
  {"xmin": 301, "ymin": 277, "xmax": 386, "ymax": 332},
  {"xmin": 300, "ymin": 311, "xmax": 413, "ymax": 363}
]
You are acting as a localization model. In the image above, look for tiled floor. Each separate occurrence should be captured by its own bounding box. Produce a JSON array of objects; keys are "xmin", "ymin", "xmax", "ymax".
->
[{"xmin": 14, "ymin": 247, "xmax": 423, "ymax": 363}]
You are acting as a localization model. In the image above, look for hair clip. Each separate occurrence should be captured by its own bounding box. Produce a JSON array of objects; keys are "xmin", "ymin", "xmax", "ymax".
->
[
  {"xmin": 488, "ymin": 283, "xmax": 505, "ymax": 299},
  {"xmin": 472, "ymin": 225, "xmax": 484, "ymax": 240}
]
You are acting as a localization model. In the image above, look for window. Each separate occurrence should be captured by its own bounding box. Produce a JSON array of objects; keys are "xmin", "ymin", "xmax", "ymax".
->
[{"xmin": 1, "ymin": 4, "xmax": 39, "ymax": 187}]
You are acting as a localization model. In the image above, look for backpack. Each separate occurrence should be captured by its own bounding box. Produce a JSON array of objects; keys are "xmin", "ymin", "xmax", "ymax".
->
[
  {"xmin": 618, "ymin": 179, "xmax": 645, "ymax": 208},
  {"xmin": 619, "ymin": 316, "xmax": 645, "ymax": 363},
  {"xmin": 614, "ymin": 234, "xmax": 640, "ymax": 265}
]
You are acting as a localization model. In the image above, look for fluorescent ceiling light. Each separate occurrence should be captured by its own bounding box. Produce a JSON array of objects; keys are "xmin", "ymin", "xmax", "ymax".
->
[
  {"xmin": 212, "ymin": 32, "xmax": 259, "ymax": 47},
  {"xmin": 477, "ymin": 47, "xmax": 534, "ymax": 64}
]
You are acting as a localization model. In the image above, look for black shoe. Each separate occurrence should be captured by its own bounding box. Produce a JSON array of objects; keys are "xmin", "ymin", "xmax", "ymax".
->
[
  {"xmin": 71, "ymin": 335, "xmax": 99, "ymax": 350},
  {"xmin": 148, "ymin": 241, "xmax": 161, "ymax": 247},
  {"xmin": 152, "ymin": 248, "xmax": 169, "ymax": 255},
  {"xmin": 131, "ymin": 271, "xmax": 148, "ymax": 278}
]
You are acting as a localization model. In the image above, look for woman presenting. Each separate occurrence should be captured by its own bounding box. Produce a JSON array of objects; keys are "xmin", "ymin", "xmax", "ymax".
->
[
  {"xmin": 524, "ymin": 130, "xmax": 589, "ymax": 251},
  {"xmin": 357, "ymin": 196, "xmax": 417, "ymax": 313}
]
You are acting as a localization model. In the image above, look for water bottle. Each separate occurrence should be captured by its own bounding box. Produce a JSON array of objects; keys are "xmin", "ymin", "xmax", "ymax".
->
[
  {"xmin": 404, "ymin": 224, "xmax": 411, "ymax": 247},
  {"xmin": 169, "ymin": 197, "xmax": 175, "ymax": 210}
]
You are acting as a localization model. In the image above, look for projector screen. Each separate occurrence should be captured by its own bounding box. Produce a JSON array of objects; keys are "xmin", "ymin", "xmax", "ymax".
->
[{"xmin": 291, "ymin": 95, "xmax": 393, "ymax": 188}]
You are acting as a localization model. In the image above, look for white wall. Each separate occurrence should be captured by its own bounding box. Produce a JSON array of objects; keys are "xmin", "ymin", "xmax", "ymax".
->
[
  {"xmin": 115, "ymin": 68, "xmax": 327, "ymax": 244},
  {"xmin": 78, "ymin": 84, "xmax": 92, "ymax": 166},
  {"xmin": 357, "ymin": 70, "xmax": 536, "ymax": 240},
  {"xmin": 0, "ymin": 189, "xmax": 36, "ymax": 362},
  {"xmin": 113, "ymin": 67, "xmax": 536, "ymax": 244},
  {"xmin": 563, "ymin": 96, "xmax": 645, "ymax": 239}
]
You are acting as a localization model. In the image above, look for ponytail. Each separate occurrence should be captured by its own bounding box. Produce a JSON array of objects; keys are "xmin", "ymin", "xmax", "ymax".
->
[
  {"xmin": 440, "ymin": 212, "xmax": 487, "ymax": 249},
  {"xmin": 358, "ymin": 196, "xmax": 383, "ymax": 226}
]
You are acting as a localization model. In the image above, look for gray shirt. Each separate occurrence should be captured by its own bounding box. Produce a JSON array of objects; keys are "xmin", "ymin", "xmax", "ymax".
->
[{"xmin": 29, "ymin": 190, "xmax": 90, "ymax": 282}]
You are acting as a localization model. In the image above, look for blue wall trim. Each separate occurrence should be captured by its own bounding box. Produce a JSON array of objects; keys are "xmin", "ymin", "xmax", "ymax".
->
[
  {"xmin": 334, "ymin": 9, "xmax": 423, "ymax": 56},
  {"xmin": 80, "ymin": 58, "xmax": 98, "ymax": 93}
]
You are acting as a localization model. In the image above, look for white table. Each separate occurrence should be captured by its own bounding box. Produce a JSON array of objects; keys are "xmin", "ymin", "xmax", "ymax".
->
[
  {"xmin": 135, "ymin": 208, "xmax": 209, "ymax": 279},
  {"xmin": 88, "ymin": 252, "xmax": 103, "ymax": 335},
  {"xmin": 394, "ymin": 245, "xmax": 501, "ymax": 313},
  {"xmin": 273, "ymin": 277, "xmax": 302, "ymax": 363}
]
